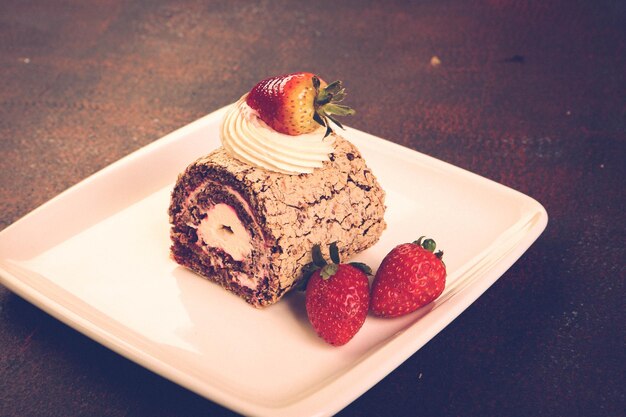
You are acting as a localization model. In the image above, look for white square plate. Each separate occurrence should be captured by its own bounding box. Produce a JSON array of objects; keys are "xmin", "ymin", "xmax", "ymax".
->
[{"xmin": 0, "ymin": 105, "xmax": 547, "ymax": 417}]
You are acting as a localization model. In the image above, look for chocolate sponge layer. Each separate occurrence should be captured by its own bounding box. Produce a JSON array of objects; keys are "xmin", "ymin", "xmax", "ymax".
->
[{"xmin": 168, "ymin": 134, "xmax": 386, "ymax": 307}]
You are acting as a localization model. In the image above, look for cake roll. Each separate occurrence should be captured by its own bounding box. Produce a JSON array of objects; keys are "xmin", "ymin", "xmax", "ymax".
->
[
  {"xmin": 169, "ymin": 72, "xmax": 386, "ymax": 307},
  {"xmin": 168, "ymin": 133, "xmax": 386, "ymax": 307}
]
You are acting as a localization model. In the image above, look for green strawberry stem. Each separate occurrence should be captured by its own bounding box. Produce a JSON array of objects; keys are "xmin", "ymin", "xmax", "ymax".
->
[
  {"xmin": 298, "ymin": 242, "xmax": 372, "ymax": 289},
  {"xmin": 320, "ymin": 263, "xmax": 338, "ymax": 280},
  {"xmin": 422, "ymin": 238, "xmax": 437, "ymax": 252},
  {"xmin": 312, "ymin": 76, "xmax": 356, "ymax": 137},
  {"xmin": 413, "ymin": 236, "xmax": 443, "ymax": 259}
]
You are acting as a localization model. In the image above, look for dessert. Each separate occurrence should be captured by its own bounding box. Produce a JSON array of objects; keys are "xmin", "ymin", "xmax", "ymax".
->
[{"xmin": 168, "ymin": 72, "xmax": 386, "ymax": 307}]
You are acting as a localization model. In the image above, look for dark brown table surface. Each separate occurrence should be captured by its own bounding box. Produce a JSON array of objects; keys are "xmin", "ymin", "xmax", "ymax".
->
[{"xmin": 1, "ymin": 1, "xmax": 624, "ymax": 416}]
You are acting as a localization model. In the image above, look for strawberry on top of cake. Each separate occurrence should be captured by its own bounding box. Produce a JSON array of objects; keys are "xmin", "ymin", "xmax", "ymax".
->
[{"xmin": 221, "ymin": 72, "xmax": 355, "ymax": 174}]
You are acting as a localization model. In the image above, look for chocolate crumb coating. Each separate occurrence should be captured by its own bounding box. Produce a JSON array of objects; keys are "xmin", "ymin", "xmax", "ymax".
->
[{"xmin": 168, "ymin": 133, "xmax": 386, "ymax": 307}]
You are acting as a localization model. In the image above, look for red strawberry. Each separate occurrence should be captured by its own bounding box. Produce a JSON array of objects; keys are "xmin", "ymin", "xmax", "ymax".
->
[
  {"xmin": 303, "ymin": 243, "xmax": 371, "ymax": 346},
  {"xmin": 371, "ymin": 237, "xmax": 447, "ymax": 318},
  {"xmin": 246, "ymin": 72, "xmax": 355, "ymax": 136}
]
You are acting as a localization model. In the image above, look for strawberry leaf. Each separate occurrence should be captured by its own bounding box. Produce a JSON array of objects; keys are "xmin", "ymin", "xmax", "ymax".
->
[
  {"xmin": 331, "ymin": 88, "xmax": 347, "ymax": 102},
  {"xmin": 312, "ymin": 244, "xmax": 327, "ymax": 267},
  {"xmin": 349, "ymin": 262, "xmax": 372, "ymax": 275},
  {"xmin": 314, "ymin": 78, "xmax": 355, "ymax": 136},
  {"xmin": 325, "ymin": 114, "xmax": 345, "ymax": 130},
  {"xmin": 312, "ymin": 111, "xmax": 326, "ymax": 128},
  {"xmin": 324, "ymin": 103, "xmax": 356, "ymax": 117},
  {"xmin": 312, "ymin": 75, "xmax": 321, "ymax": 91},
  {"xmin": 324, "ymin": 80, "xmax": 343, "ymax": 95},
  {"xmin": 296, "ymin": 262, "xmax": 320, "ymax": 291},
  {"xmin": 329, "ymin": 242, "xmax": 341, "ymax": 264}
]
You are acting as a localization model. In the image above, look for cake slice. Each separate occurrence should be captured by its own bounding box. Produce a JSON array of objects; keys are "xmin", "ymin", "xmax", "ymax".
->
[{"xmin": 168, "ymin": 72, "xmax": 386, "ymax": 307}]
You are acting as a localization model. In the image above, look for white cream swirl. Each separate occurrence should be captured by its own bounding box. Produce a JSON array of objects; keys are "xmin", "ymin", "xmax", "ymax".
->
[{"xmin": 220, "ymin": 95, "xmax": 335, "ymax": 174}]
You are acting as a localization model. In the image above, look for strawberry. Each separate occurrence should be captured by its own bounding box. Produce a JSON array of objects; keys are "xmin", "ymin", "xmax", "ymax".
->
[
  {"xmin": 245, "ymin": 72, "xmax": 355, "ymax": 136},
  {"xmin": 371, "ymin": 237, "xmax": 447, "ymax": 318},
  {"xmin": 302, "ymin": 243, "xmax": 371, "ymax": 346}
]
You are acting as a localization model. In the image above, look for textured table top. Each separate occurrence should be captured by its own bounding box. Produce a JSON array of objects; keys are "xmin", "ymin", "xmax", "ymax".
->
[{"xmin": 1, "ymin": 1, "xmax": 624, "ymax": 416}]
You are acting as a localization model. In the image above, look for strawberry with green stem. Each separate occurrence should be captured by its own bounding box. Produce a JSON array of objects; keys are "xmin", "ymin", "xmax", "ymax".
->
[
  {"xmin": 371, "ymin": 236, "xmax": 447, "ymax": 318},
  {"xmin": 301, "ymin": 243, "xmax": 372, "ymax": 346},
  {"xmin": 246, "ymin": 72, "xmax": 355, "ymax": 137}
]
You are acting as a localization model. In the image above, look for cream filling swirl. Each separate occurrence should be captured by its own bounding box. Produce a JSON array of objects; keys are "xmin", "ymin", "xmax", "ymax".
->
[{"xmin": 220, "ymin": 95, "xmax": 335, "ymax": 174}]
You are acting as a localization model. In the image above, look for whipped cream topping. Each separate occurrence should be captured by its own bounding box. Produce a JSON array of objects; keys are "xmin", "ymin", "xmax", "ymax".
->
[{"xmin": 220, "ymin": 95, "xmax": 335, "ymax": 174}]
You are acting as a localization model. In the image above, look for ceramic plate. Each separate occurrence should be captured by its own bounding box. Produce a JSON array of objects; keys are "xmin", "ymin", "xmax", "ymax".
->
[{"xmin": 0, "ymin": 105, "xmax": 547, "ymax": 417}]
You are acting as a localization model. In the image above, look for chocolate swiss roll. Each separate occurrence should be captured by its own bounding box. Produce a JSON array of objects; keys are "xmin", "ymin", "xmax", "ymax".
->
[{"xmin": 168, "ymin": 134, "xmax": 386, "ymax": 307}]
